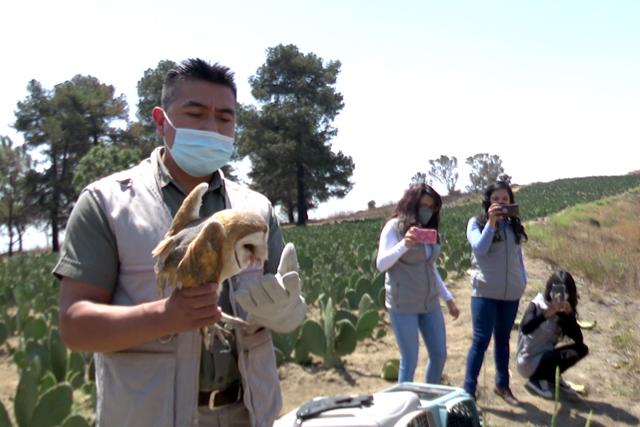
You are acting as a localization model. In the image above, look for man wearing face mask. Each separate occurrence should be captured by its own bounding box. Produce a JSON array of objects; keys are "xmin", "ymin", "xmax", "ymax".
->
[{"xmin": 53, "ymin": 58, "xmax": 307, "ymax": 427}]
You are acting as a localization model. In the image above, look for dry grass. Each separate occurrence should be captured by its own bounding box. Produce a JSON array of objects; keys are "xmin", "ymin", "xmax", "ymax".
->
[{"xmin": 526, "ymin": 189, "xmax": 640, "ymax": 293}]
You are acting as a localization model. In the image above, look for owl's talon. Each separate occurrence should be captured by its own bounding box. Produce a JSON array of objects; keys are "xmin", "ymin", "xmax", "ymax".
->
[{"xmin": 220, "ymin": 312, "xmax": 249, "ymax": 329}]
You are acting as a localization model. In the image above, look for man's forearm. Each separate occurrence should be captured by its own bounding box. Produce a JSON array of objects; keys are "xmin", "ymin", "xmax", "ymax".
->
[{"xmin": 60, "ymin": 299, "xmax": 169, "ymax": 353}]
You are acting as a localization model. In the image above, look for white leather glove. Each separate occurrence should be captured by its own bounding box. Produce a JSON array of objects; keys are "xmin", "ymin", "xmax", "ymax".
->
[{"xmin": 235, "ymin": 243, "xmax": 308, "ymax": 334}]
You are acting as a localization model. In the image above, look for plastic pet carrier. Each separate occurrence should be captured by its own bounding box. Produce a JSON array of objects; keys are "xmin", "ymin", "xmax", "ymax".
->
[{"xmin": 275, "ymin": 382, "xmax": 481, "ymax": 427}]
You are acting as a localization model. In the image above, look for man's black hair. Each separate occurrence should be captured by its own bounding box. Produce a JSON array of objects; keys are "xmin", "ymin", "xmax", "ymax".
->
[{"xmin": 161, "ymin": 58, "xmax": 236, "ymax": 107}]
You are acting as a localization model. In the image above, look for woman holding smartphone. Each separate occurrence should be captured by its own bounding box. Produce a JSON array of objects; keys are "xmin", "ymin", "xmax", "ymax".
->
[
  {"xmin": 376, "ymin": 183, "xmax": 459, "ymax": 384},
  {"xmin": 463, "ymin": 181, "xmax": 527, "ymax": 405},
  {"xmin": 516, "ymin": 270, "xmax": 589, "ymax": 399}
]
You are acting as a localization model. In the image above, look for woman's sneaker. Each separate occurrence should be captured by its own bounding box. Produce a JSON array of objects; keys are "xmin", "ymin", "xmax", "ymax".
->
[
  {"xmin": 559, "ymin": 377, "xmax": 578, "ymax": 396},
  {"xmin": 525, "ymin": 378, "xmax": 553, "ymax": 399}
]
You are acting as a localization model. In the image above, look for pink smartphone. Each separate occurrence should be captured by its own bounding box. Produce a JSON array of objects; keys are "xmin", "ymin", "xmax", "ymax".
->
[{"xmin": 414, "ymin": 228, "xmax": 438, "ymax": 244}]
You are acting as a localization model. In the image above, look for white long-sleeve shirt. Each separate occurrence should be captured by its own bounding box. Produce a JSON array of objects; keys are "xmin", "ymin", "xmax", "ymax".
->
[{"xmin": 376, "ymin": 218, "xmax": 454, "ymax": 302}]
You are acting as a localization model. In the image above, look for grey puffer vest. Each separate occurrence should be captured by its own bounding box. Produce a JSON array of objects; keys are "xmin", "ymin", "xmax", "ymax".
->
[
  {"xmin": 88, "ymin": 149, "xmax": 281, "ymax": 427},
  {"xmin": 469, "ymin": 218, "xmax": 525, "ymax": 301},
  {"xmin": 516, "ymin": 293, "xmax": 561, "ymax": 378},
  {"xmin": 384, "ymin": 223, "xmax": 441, "ymax": 314}
]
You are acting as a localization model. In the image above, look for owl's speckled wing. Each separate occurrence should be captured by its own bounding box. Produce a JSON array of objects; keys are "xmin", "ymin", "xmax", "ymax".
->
[
  {"xmin": 152, "ymin": 182, "xmax": 212, "ymax": 293},
  {"xmin": 175, "ymin": 219, "xmax": 226, "ymax": 289},
  {"xmin": 166, "ymin": 182, "xmax": 208, "ymax": 237}
]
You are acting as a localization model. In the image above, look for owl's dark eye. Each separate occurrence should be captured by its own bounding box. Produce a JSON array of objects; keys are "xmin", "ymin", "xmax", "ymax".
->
[{"xmin": 243, "ymin": 244, "xmax": 255, "ymax": 252}]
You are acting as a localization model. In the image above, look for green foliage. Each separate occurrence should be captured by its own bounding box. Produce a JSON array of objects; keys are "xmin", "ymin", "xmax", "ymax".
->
[
  {"xmin": 517, "ymin": 176, "xmax": 640, "ymax": 218},
  {"xmin": 411, "ymin": 172, "xmax": 428, "ymax": 185},
  {"xmin": 334, "ymin": 319, "xmax": 357, "ymax": 356},
  {"xmin": 81, "ymin": 382, "xmax": 96, "ymax": 409},
  {"xmin": 24, "ymin": 341, "xmax": 49, "ymax": 373},
  {"xmin": 584, "ymin": 410, "xmax": 593, "ymax": 427},
  {"xmin": 61, "ymin": 415, "xmax": 91, "ymax": 427},
  {"xmin": 23, "ymin": 316, "xmax": 47, "ymax": 342},
  {"xmin": 285, "ymin": 218, "xmax": 385, "ymax": 312},
  {"xmin": 0, "ymin": 253, "xmax": 94, "ymax": 424},
  {"xmin": 0, "ymin": 321, "xmax": 7, "ymax": 346},
  {"xmin": 136, "ymin": 60, "xmax": 177, "ymax": 127},
  {"xmin": 355, "ymin": 310, "xmax": 379, "ymax": 341},
  {"xmin": 237, "ymin": 44, "xmax": 353, "ymax": 225},
  {"xmin": 15, "ymin": 365, "xmax": 38, "ymax": 427},
  {"xmin": 381, "ymin": 358, "xmax": 400, "ymax": 381},
  {"xmin": 13, "ymin": 76, "xmax": 128, "ymax": 251},
  {"xmin": 38, "ymin": 372, "xmax": 57, "ymax": 397},
  {"xmin": 73, "ymin": 144, "xmax": 141, "ymax": 192},
  {"xmin": 300, "ymin": 319, "xmax": 327, "ymax": 357},
  {"xmin": 66, "ymin": 352, "xmax": 86, "ymax": 389},
  {"xmin": 0, "ymin": 399, "xmax": 12, "ymax": 427},
  {"xmin": 131, "ymin": 59, "xmax": 178, "ymax": 157},
  {"xmin": 335, "ymin": 309, "xmax": 357, "ymax": 326},
  {"xmin": 291, "ymin": 298, "xmax": 362, "ymax": 368},
  {"xmin": 29, "ymin": 383, "xmax": 72, "ymax": 427},
  {"xmin": 271, "ymin": 328, "xmax": 299, "ymax": 365},
  {"xmin": 428, "ymin": 155, "xmax": 459, "ymax": 195},
  {"xmin": 49, "ymin": 329, "xmax": 67, "ymax": 382},
  {"xmin": 321, "ymin": 298, "xmax": 338, "ymax": 367},
  {"xmin": 465, "ymin": 153, "xmax": 507, "ymax": 193},
  {"xmin": 0, "ymin": 136, "xmax": 32, "ymax": 257},
  {"xmin": 375, "ymin": 328, "xmax": 387, "ymax": 339},
  {"xmin": 357, "ymin": 293, "xmax": 375, "ymax": 314},
  {"xmin": 322, "ymin": 298, "xmax": 358, "ymax": 367}
]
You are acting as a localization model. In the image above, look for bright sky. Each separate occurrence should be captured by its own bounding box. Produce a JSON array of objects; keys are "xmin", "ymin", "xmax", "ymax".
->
[{"xmin": 2, "ymin": 0, "xmax": 639, "ymax": 233}]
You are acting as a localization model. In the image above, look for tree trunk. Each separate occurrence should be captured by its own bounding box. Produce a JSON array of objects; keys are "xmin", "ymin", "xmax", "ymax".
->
[
  {"xmin": 287, "ymin": 207, "xmax": 295, "ymax": 224},
  {"xmin": 285, "ymin": 194, "xmax": 295, "ymax": 224},
  {"xmin": 51, "ymin": 185, "xmax": 60, "ymax": 252},
  {"xmin": 296, "ymin": 162, "xmax": 307, "ymax": 226},
  {"xmin": 51, "ymin": 215, "xmax": 60, "ymax": 252},
  {"xmin": 7, "ymin": 200, "xmax": 14, "ymax": 256},
  {"xmin": 17, "ymin": 225, "xmax": 24, "ymax": 252},
  {"xmin": 50, "ymin": 153, "xmax": 61, "ymax": 252}
]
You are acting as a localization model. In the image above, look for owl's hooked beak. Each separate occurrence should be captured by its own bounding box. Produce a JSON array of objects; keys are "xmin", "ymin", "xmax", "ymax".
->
[
  {"xmin": 247, "ymin": 253, "xmax": 264, "ymax": 268},
  {"xmin": 233, "ymin": 244, "xmax": 266, "ymax": 272}
]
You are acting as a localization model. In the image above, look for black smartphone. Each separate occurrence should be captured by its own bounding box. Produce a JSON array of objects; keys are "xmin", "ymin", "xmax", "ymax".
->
[
  {"xmin": 500, "ymin": 203, "xmax": 520, "ymax": 217},
  {"xmin": 550, "ymin": 283, "xmax": 566, "ymax": 303}
]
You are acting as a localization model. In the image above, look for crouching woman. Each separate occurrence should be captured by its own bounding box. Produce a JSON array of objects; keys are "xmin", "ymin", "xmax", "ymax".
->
[{"xmin": 516, "ymin": 270, "xmax": 589, "ymax": 399}]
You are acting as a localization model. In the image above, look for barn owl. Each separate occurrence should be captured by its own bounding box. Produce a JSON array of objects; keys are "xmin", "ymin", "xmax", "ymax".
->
[{"xmin": 151, "ymin": 182, "xmax": 269, "ymax": 336}]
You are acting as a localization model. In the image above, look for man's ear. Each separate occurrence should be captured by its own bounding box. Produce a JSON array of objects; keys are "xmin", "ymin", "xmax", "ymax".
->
[{"xmin": 152, "ymin": 107, "xmax": 166, "ymax": 137}]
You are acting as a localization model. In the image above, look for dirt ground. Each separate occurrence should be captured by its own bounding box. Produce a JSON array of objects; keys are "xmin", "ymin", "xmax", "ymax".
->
[
  {"xmin": 1, "ymin": 255, "xmax": 638, "ymax": 426},
  {"xmin": 0, "ymin": 338, "xmax": 19, "ymax": 425},
  {"xmin": 278, "ymin": 253, "xmax": 640, "ymax": 427}
]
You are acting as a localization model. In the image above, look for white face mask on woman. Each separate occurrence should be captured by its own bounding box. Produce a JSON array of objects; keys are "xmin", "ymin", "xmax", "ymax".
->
[{"xmin": 163, "ymin": 111, "xmax": 234, "ymax": 177}]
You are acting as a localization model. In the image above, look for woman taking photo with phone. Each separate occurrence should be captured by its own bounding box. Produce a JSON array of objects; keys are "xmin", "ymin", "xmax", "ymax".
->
[
  {"xmin": 516, "ymin": 270, "xmax": 589, "ymax": 399},
  {"xmin": 376, "ymin": 183, "xmax": 459, "ymax": 384},
  {"xmin": 463, "ymin": 181, "xmax": 527, "ymax": 405}
]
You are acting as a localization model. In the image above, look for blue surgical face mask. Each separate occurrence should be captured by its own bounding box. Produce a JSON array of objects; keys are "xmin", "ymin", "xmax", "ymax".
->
[
  {"xmin": 163, "ymin": 112, "xmax": 234, "ymax": 177},
  {"xmin": 418, "ymin": 207, "xmax": 434, "ymax": 225}
]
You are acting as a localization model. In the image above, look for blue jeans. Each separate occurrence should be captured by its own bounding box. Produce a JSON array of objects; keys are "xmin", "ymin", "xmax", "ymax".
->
[
  {"xmin": 389, "ymin": 308, "xmax": 447, "ymax": 384},
  {"xmin": 464, "ymin": 297, "xmax": 519, "ymax": 395}
]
